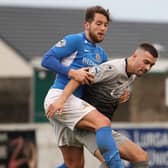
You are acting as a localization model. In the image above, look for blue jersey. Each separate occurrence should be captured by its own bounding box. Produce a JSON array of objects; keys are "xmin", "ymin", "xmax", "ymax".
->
[{"xmin": 41, "ymin": 32, "xmax": 108, "ymax": 97}]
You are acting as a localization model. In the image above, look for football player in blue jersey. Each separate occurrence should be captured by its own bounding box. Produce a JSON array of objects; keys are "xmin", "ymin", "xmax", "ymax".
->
[{"xmin": 42, "ymin": 5, "xmax": 123, "ymax": 168}]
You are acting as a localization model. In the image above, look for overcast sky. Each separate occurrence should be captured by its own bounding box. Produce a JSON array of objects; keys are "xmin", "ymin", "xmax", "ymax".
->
[{"xmin": 0, "ymin": 0, "xmax": 168, "ymax": 23}]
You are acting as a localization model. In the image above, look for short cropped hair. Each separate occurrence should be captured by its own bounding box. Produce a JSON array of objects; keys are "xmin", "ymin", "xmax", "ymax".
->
[
  {"xmin": 139, "ymin": 43, "xmax": 158, "ymax": 58},
  {"xmin": 85, "ymin": 6, "xmax": 110, "ymax": 23}
]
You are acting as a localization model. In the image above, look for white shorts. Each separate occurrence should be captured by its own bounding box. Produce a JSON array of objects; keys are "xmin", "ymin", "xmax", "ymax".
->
[{"xmin": 44, "ymin": 88, "xmax": 95, "ymax": 130}]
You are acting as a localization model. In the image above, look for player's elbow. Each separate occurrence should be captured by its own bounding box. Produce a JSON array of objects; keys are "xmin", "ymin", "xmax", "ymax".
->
[
  {"xmin": 41, "ymin": 49, "xmax": 54, "ymax": 68},
  {"xmin": 41, "ymin": 55, "xmax": 48, "ymax": 68},
  {"xmin": 41, "ymin": 53, "xmax": 53, "ymax": 70}
]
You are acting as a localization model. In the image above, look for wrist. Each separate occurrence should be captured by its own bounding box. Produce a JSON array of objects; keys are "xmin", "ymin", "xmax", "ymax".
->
[
  {"xmin": 59, "ymin": 94, "xmax": 68, "ymax": 104},
  {"xmin": 57, "ymin": 98, "xmax": 65, "ymax": 104},
  {"xmin": 68, "ymin": 69, "xmax": 75, "ymax": 78}
]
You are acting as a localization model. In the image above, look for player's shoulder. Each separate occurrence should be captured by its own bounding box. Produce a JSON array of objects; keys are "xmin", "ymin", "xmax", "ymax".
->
[
  {"xmin": 103, "ymin": 58, "xmax": 126, "ymax": 72},
  {"xmin": 58, "ymin": 32, "xmax": 84, "ymax": 49},
  {"xmin": 105, "ymin": 58, "xmax": 125, "ymax": 66},
  {"xmin": 64, "ymin": 32, "xmax": 84, "ymax": 42}
]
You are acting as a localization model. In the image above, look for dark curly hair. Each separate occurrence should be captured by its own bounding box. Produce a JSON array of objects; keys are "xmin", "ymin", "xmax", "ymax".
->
[{"xmin": 85, "ymin": 5, "xmax": 110, "ymax": 23}]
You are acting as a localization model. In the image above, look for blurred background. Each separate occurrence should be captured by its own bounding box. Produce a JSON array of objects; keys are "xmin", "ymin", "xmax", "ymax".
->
[{"xmin": 0, "ymin": 0, "xmax": 168, "ymax": 167}]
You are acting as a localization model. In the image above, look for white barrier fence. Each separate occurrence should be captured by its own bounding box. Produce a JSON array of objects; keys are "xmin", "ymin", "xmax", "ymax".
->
[{"xmin": 0, "ymin": 123, "xmax": 168, "ymax": 168}]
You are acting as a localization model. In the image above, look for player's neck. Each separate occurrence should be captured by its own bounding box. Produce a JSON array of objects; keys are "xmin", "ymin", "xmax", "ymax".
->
[
  {"xmin": 126, "ymin": 57, "xmax": 134, "ymax": 76},
  {"xmin": 125, "ymin": 58, "xmax": 131, "ymax": 77},
  {"xmin": 84, "ymin": 31, "xmax": 97, "ymax": 44}
]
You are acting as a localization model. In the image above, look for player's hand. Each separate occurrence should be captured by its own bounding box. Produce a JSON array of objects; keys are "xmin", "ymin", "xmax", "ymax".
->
[
  {"xmin": 68, "ymin": 68, "xmax": 94, "ymax": 84},
  {"xmin": 119, "ymin": 90, "xmax": 130, "ymax": 103},
  {"xmin": 46, "ymin": 100, "xmax": 64, "ymax": 118}
]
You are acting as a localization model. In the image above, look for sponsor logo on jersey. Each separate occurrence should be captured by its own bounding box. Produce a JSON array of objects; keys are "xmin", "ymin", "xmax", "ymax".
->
[
  {"xmin": 82, "ymin": 57, "xmax": 97, "ymax": 66},
  {"xmin": 96, "ymin": 53, "xmax": 101, "ymax": 61},
  {"xmin": 55, "ymin": 39, "xmax": 66, "ymax": 47}
]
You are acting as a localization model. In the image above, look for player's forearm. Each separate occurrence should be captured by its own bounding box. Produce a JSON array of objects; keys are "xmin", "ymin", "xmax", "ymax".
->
[
  {"xmin": 41, "ymin": 49, "xmax": 70, "ymax": 75},
  {"xmin": 59, "ymin": 79, "xmax": 80, "ymax": 103}
]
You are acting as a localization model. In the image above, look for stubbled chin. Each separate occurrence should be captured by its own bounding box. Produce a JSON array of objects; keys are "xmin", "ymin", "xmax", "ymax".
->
[
  {"xmin": 137, "ymin": 72, "xmax": 144, "ymax": 77},
  {"xmin": 97, "ymin": 37, "xmax": 104, "ymax": 42}
]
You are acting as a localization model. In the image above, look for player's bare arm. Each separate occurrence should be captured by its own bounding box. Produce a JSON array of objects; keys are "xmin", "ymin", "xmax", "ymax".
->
[
  {"xmin": 46, "ymin": 79, "xmax": 81, "ymax": 118},
  {"xmin": 47, "ymin": 68, "xmax": 95, "ymax": 118},
  {"xmin": 119, "ymin": 90, "xmax": 130, "ymax": 103}
]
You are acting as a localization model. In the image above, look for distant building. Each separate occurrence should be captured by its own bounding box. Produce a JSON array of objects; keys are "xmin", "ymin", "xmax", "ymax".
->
[
  {"xmin": 0, "ymin": 38, "xmax": 33, "ymax": 123},
  {"xmin": 0, "ymin": 5, "xmax": 168, "ymax": 122}
]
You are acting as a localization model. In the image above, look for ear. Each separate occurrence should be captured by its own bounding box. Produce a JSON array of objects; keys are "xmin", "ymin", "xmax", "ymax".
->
[
  {"xmin": 84, "ymin": 22, "xmax": 89, "ymax": 30},
  {"xmin": 132, "ymin": 52, "xmax": 137, "ymax": 59}
]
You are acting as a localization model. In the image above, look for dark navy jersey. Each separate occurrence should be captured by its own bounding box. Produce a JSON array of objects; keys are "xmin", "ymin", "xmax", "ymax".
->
[{"xmin": 41, "ymin": 32, "xmax": 108, "ymax": 97}]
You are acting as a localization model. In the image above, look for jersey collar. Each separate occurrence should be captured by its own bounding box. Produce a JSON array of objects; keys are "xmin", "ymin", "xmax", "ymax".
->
[
  {"xmin": 82, "ymin": 32, "xmax": 96, "ymax": 46},
  {"xmin": 125, "ymin": 58, "xmax": 131, "ymax": 78}
]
